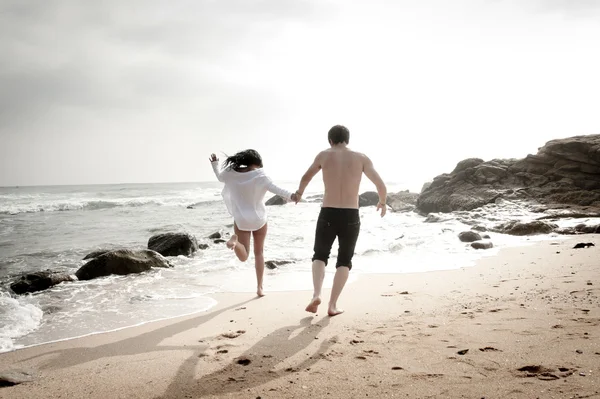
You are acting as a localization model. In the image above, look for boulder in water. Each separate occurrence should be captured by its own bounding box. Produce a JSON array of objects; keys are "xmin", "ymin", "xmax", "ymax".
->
[
  {"xmin": 266, "ymin": 195, "xmax": 287, "ymax": 206},
  {"xmin": 10, "ymin": 271, "xmax": 76, "ymax": 295},
  {"xmin": 471, "ymin": 241, "xmax": 494, "ymax": 250},
  {"xmin": 493, "ymin": 220, "xmax": 557, "ymax": 236},
  {"xmin": 207, "ymin": 231, "xmax": 222, "ymax": 239},
  {"xmin": 148, "ymin": 232, "xmax": 199, "ymax": 257},
  {"xmin": 75, "ymin": 249, "xmax": 171, "ymax": 281},
  {"xmin": 359, "ymin": 191, "xmax": 380, "ymax": 207},
  {"xmin": 458, "ymin": 231, "xmax": 482, "ymax": 243},
  {"xmin": 83, "ymin": 249, "xmax": 117, "ymax": 260},
  {"xmin": 387, "ymin": 191, "xmax": 419, "ymax": 212}
]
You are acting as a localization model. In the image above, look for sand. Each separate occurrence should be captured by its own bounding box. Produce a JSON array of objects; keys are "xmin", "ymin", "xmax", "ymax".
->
[{"xmin": 1, "ymin": 236, "xmax": 599, "ymax": 398}]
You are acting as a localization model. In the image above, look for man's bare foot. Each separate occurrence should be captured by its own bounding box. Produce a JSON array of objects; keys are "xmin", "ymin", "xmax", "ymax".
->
[
  {"xmin": 257, "ymin": 286, "xmax": 265, "ymax": 297},
  {"xmin": 226, "ymin": 234, "xmax": 238, "ymax": 250},
  {"xmin": 328, "ymin": 306, "xmax": 344, "ymax": 317},
  {"xmin": 305, "ymin": 298, "xmax": 321, "ymax": 313}
]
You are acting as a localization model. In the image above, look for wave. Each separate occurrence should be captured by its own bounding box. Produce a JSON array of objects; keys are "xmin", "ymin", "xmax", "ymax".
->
[
  {"xmin": 0, "ymin": 198, "xmax": 221, "ymax": 215},
  {"xmin": 0, "ymin": 292, "xmax": 44, "ymax": 353}
]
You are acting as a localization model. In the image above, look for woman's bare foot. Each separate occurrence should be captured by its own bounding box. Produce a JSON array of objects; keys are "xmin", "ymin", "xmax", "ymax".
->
[
  {"xmin": 305, "ymin": 297, "xmax": 321, "ymax": 313},
  {"xmin": 328, "ymin": 306, "xmax": 344, "ymax": 317},
  {"xmin": 257, "ymin": 286, "xmax": 265, "ymax": 297},
  {"xmin": 226, "ymin": 234, "xmax": 238, "ymax": 250}
]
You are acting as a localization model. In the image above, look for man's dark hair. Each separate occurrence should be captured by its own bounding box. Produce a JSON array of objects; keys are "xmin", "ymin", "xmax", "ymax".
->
[
  {"xmin": 328, "ymin": 125, "xmax": 350, "ymax": 145},
  {"xmin": 223, "ymin": 149, "xmax": 263, "ymax": 171}
]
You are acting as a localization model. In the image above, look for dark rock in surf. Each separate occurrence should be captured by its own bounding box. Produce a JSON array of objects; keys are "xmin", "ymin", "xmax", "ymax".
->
[
  {"xmin": 75, "ymin": 249, "xmax": 171, "ymax": 281},
  {"xmin": 199, "ymin": 243, "xmax": 209, "ymax": 250},
  {"xmin": 471, "ymin": 241, "xmax": 494, "ymax": 250},
  {"xmin": 458, "ymin": 231, "xmax": 482, "ymax": 243},
  {"xmin": 266, "ymin": 195, "xmax": 287, "ymax": 206},
  {"xmin": 214, "ymin": 239, "xmax": 226, "ymax": 244},
  {"xmin": 265, "ymin": 260, "xmax": 293, "ymax": 270},
  {"xmin": 10, "ymin": 271, "xmax": 76, "ymax": 295},
  {"xmin": 387, "ymin": 191, "xmax": 419, "ymax": 212},
  {"xmin": 148, "ymin": 232, "xmax": 199, "ymax": 257},
  {"xmin": 208, "ymin": 231, "xmax": 222, "ymax": 239},
  {"xmin": 83, "ymin": 249, "xmax": 116, "ymax": 260},
  {"xmin": 417, "ymin": 135, "xmax": 600, "ymax": 213},
  {"xmin": 493, "ymin": 220, "xmax": 557, "ymax": 236},
  {"xmin": 472, "ymin": 225, "xmax": 487, "ymax": 232},
  {"xmin": 359, "ymin": 191, "xmax": 380, "ymax": 207}
]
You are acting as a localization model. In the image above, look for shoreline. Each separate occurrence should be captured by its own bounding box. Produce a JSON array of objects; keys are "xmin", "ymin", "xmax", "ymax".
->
[{"xmin": 1, "ymin": 235, "xmax": 599, "ymax": 398}]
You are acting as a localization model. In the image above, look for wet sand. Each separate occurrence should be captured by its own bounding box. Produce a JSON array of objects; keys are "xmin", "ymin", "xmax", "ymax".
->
[{"xmin": 1, "ymin": 236, "xmax": 599, "ymax": 398}]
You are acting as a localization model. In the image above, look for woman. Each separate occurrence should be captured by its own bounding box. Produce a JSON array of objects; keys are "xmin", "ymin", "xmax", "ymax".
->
[{"xmin": 210, "ymin": 150, "xmax": 297, "ymax": 297}]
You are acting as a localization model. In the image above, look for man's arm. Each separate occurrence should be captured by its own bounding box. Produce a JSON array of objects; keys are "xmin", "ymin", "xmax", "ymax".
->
[
  {"xmin": 363, "ymin": 155, "xmax": 387, "ymax": 217},
  {"xmin": 296, "ymin": 152, "xmax": 323, "ymax": 197}
]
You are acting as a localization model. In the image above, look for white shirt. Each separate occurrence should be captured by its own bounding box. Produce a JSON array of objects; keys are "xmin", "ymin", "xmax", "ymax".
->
[{"xmin": 212, "ymin": 161, "xmax": 293, "ymax": 231}]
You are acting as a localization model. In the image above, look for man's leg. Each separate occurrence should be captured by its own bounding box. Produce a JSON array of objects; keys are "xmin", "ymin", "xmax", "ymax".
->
[
  {"xmin": 306, "ymin": 215, "xmax": 336, "ymax": 314},
  {"xmin": 328, "ymin": 214, "xmax": 360, "ymax": 316},
  {"xmin": 305, "ymin": 260, "xmax": 326, "ymax": 313},
  {"xmin": 251, "ymin": 223, "xmax": 268, "ymax": 297},
  {"xmin": 328, "ymin": 266, "xmax": 350, "ymax": 316}
]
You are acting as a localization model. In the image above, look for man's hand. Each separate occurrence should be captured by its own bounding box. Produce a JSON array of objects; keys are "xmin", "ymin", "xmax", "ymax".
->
[
  {"xmin": 209, "ymin": 154, "xmax": 218, "ymax": 163},
  {"xmin": 376, "ymin": 202, "xmax": 387, "ymax": 217},
  {"xmin": 291, "ymin": 191, "xmax": 302, "ymax": 204}
]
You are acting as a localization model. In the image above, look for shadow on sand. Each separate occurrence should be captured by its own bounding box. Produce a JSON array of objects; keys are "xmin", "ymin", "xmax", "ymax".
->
[{"xmin": 157, "ymin": 316, "xmax": 334, "ymax": 398}]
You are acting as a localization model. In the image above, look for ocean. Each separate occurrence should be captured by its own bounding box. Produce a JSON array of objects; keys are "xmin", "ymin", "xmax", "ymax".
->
[{"xmin": 1, "ymin": 182, "xmax": 597, "ymax": 353}]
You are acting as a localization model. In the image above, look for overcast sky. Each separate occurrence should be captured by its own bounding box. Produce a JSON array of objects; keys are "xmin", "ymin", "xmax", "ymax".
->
[{"xmin": 1, "ymin": 0, "xmax": 599, "ymax": 190}]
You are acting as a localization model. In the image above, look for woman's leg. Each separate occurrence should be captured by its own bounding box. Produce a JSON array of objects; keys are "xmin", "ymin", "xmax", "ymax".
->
[
  {"xmin": 227, "ymin": 223, "xmax": 250, "ymax": 262},
  {"xmin": 252, "ymin": 223, "xmax": 268, "ymax": 297}
]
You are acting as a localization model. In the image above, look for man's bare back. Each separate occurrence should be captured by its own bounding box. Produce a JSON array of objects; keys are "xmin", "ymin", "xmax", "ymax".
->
[{"xmin": 297, "ymin": 145, "xmax": 387, "ymax": 213}]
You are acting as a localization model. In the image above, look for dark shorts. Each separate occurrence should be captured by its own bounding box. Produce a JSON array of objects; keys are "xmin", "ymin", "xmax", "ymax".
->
[{"xmin": 312, "ymin": 207, "xmax": 361, "ymax": 270}]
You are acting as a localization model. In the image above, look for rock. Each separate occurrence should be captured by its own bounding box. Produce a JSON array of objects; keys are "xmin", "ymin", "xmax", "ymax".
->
[
  {"xmin": 214, "ymin": 239, "xmax": 226, "ymax": 244},
  {"xmin": 266, "ymin": 195, "xmax": 287, "ymax": 206},
  {"xmin": 208, "ymin": 231, "xmax": 222, "ymax": 239},
  {"xmin": 471, "ymin": 241, "xmax": 494, "ymax": 250},
  {"xmin": 423, "ymin": 213, "xmax": 449, "ymax": 223},
  {"xmin": 359, "ymin": 191, "xmax": 380, "ymax": 207},
  {"xmin": 10, "ymin": 271, "xmax": 76, "ymax": 295},
  {"xmin": 575, "ymin": 223, "xmax": 600, "ymax": 234},
  {"xmin": 306, "ymin": 194, "xmax": 324, "ymax": 203},
  {"xmin": 265, "ymin": 260, "xmax": 293, "ymax": 270},
  {"xmin": 387, "ymin": 191, "xmax": 419, "ymax": 212},
  {"xmin": 0, "ymin": 370, "xmax": 34, "ymax": 386},
  {"xmin": 83, "ymin": 249, "xmax": 115, "ymax": 260},
  {"xmin": 186, "ymin": 205, "xmax": 194, "ymax": 209},
  {"xmin": 75, "ymin": 249, "xmax": 171, "ymax": 281},
  {"xmin": 417, "ymin": 135, "xmax": 600, "ymax": 213},
  {"xmin": 471, "ymin": 225, "xmax": 487, "ymax": 232},
  {"xmin": 482, "ymin": 234, "xmax": 491, "ymax": 239},
  {"xmin": 493, "ymin": 220, "xmax": 557, "ymax": 236},
  {"xmin": 148, "ymin": 232, "xmax": 199, "ymax": 257},
  {"xmin": 458, "ymin": 231, "xmax": 482, "ymax": 243},
  {"xmin": 199, "ymin": 243, "xmax": 209, "ymax": 250},
  {"xmin": 421, "ymin": 181, "xmax": 432, "ymax": 193}
]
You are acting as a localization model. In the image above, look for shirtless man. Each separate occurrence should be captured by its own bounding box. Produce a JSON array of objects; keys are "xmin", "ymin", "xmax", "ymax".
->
[{"xmin": 294, "ymin": 125, "xmax": 387, "ymax": 316}]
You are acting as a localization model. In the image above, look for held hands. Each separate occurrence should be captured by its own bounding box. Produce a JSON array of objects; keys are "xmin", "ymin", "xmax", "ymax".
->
[
  {"xmin": 209, "ymin": 154, "xmax": 218, "ymax": 163},
  {"xmin": 376, "ymin": 201, "xmax": 387, "ymax": 217},
  {"xmin": 291, "ymin": 191, "xmax": 302, "ymax": 204}
]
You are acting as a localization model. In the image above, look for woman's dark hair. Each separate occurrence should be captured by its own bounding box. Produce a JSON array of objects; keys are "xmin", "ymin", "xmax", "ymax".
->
[
  {"xmin": 223, "ymin": 149, "xmax": 263, "ymax": 171},
  {"xmin": 328, "ymin": 125, "xmax": 350, "ymax": 145}
]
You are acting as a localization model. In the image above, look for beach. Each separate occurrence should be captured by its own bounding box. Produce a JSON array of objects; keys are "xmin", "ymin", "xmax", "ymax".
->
[{"xmin": 1, "ymin": 236, "xmax": 598, "ymax": 398}]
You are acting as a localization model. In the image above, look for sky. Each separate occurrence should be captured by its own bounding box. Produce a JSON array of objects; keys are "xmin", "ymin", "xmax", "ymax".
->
[{"xmin": 1, "ymin": 0, "xmax": 599, "ymax": 191}]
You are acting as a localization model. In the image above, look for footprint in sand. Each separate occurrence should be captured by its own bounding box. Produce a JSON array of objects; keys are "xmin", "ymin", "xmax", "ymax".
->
[{"xmin": 221, "ymin": 330, "xmax": 246, "ymax": 339}]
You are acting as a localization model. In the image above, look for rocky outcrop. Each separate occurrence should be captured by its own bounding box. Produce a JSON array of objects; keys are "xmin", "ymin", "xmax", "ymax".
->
[
  {"xmin": 266, "ymin": 195, "xmax": 287, "ymax": 206},
  {"xmin": 148, "ymin": 233, "xmax": 199, "ymax": 257},
  {"xmin": 458, "ymin": 231, "xmax": 482, "ymax": 243},
  {"xmin": 83, "ymin": 249, "xmax": 116, "ymax": 260},
  {"xmin": 75, "ymin": 249, "xmax": 171, "ymax": 281},
  {"xmin": 417, "ymin": 135, "xmax": 600, "ymax": 213},
  {"xmin": 10, "ymin": 271, "xmax": 76, "ymax": 295},
  {"xmin": 493, "ymin": 220, "xmax": 557, "ymax": 236}
]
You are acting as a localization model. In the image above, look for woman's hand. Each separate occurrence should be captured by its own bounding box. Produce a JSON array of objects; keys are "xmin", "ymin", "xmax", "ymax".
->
[{"xmin": 209, "ymin": 154, "xmax": 218, "ymax": 163}]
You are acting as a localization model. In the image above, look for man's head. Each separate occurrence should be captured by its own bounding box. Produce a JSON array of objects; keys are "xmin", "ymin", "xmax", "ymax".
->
[{"xmin": 328, "ymin": 125, "xmax": 350, "ymax": 146}]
